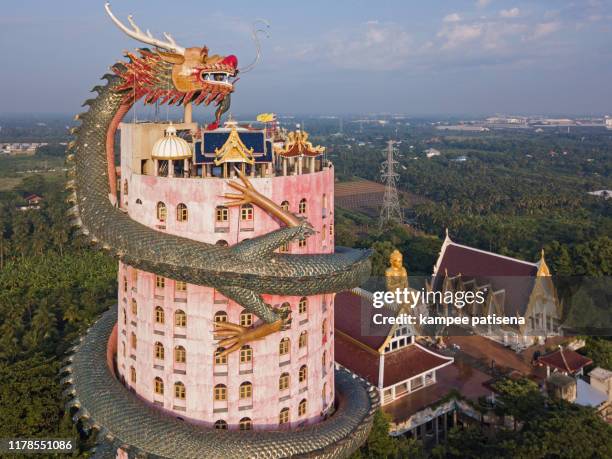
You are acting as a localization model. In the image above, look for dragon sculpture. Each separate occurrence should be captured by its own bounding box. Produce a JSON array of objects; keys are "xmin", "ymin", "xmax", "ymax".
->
[{"xmin": 67, "ymin": 3, "xmax": 371, "ymax": 355}]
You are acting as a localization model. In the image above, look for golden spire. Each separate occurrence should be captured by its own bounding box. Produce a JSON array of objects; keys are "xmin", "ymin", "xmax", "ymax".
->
[
  {"xmin": 214, "ymin": 123, "xmax": 255, "ymax": 165},
  {"xmin": 274, "ymin": 130, "xmax": 325, "ymax": 157}
]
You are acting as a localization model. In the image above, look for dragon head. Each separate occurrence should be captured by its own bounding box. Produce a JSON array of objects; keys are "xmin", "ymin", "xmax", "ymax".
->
[{"xmin": 105, "ymin": 3, "xmax": 266, "ymax": 126}]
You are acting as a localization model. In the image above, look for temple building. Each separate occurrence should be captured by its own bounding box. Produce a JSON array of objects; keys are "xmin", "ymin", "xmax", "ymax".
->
[
  {"xmin": 117, "ymin": 116, "xmax": 335, "ymax": 428},
  {"xmin": 429, "ymin": 231, "xmax": 561, "ymax": 350},
  {"xmin": 61, "ymin": 4, "xmax": 376, "ymax": 458},
  {"xmin": 334, "ymin": 252, "xmax": 490, "ymax": 447}
]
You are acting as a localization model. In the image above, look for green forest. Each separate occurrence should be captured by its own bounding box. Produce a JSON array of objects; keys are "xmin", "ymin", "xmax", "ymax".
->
[{"xmin": 0, "ymin": 174, "xmax": 116, "ymax": 455}]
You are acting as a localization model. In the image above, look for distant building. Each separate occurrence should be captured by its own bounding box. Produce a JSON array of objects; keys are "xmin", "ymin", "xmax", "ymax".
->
[
  {"xmin": 588, "ymin": 190, "xmax": 612, "ymax": 199},
  {"xmin": 425, "ymin": 148, "xmax": 441, "ymax": 158},
  {"xmin": 606, "ymin": 117, "xmax": 612, "ymax": 130}
]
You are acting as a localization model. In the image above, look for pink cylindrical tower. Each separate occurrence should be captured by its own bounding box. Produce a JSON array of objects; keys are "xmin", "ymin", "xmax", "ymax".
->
[{"xmin": 115, "ymin": 119, "xmax": 336, "ymax": 430}]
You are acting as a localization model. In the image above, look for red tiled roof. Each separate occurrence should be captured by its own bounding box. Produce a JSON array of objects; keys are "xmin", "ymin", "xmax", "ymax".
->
[
  {"xmin": 335, "ymin": 331, "xmax": 380, "ymax": 386},
  {"xmin": 334, "ymin": 291, "xmax": 391, "ymax": 351},
  {"xmin": 434, "ymin": 242, "xmax": 538, "ymax": 317},
  {"xmin": 383, "ymin": 344, "xmax": 453, "ymax": 387},
  {"xmin": 538, "ymin": 348, "xmax": 592, "ymax": 374},
  {"xmin": 383, "ymin": 363, "xmax": 491, "ymax": 423}
]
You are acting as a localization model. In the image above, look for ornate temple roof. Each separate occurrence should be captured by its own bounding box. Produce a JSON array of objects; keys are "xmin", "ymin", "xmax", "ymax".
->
[
  {"xmin": 275, "ymin": 130, "xmax": 325, "ymax": 158},
  {"xmin": 539, "ymin": 347, "xmax": 593, "ymax": 374},
  {"xmin": 213, "ymin": 121, "xmax": 255, "ymax": 165}
]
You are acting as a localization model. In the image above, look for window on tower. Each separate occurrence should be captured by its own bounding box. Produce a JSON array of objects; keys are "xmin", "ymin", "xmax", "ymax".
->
[
  {"xmin": 239, "ymin": 417, "xmax": 252, "ymax": 430},
  {"xmin": 279, "ymin": 408, "xmax": 290, "ymax": 425},
  {"xmin": 240, "ymin": 381, "xmax": 252, "ymax": 399},
  {"xmin": 298, "ymin": 399, "xmax": 307, "ymax": 417},
  {"xmin": 174, "ymin": 382, "xmax": 186, "ymax": 400},
  {"xmin": 240, "ymin": 345, "xmax": 252, "ymax": 363},
  {"xmin": 240, "ymin": 312, "xmax": 252, "ymax": 327},
  {"xmin": 176, "ymin": 203, "xmax": 188, "ymax": 222},
  {"xmin": 156, "ymin": 202, "xmax": 167, "ymax": 222},
  {"xmin": 279, "ymin": 337, "xmax": 290, "ymax": 356},
  {"xmin": 299, "ymin": 297, "xmax": 308, "ymax": 315},
  {"xmin": 299, "ymin": 365, "xmax": 308, "ymax": 383},
  {"xmin": 214, "ymin": 420, "xmax": 228, "ymax": 430},
  {"xmin": 240, "ymin": 203, "xmax": 253, "ymax": 221},
  {"xmin": 214, "ymin": 384, "xmax": 227, "ymax": 401},
  {"xmin": 155, "ymin": 306, "xmax": 164, "ymax": 324},
  {"xmin": 175, "ymin": 310, "xmax": 187, "ymax": 328},
  {"xmin": 215, "ymin": 348, "xmax": 227, "ymax": 365},
  {"xmin": 174, "ymin": 345, "xmax": 186, "ymax": 364},
  {"xmin": 299, "ymin": 331, "xmax": 308, "ymax": 349},
  {"xmin": 281, "ymin": 200, "xmax": 290, "ymax": 211},
  {"xmin": 154, "ymin": 342, "xmax": 165, "ymax": 360},
  {"xmin": 154, "ymin": 377, "xmax": 164, "ymax": 395},
  {"xmin": 279, "ymin": 372, "xmax": 290, "ymax": 391},
  {"xmin": 299, "ymin": 198, "xmax": 307, "ymax": 214},
  {"xmin": 215, "ymin": 205, "xmax": 229, "ymax": 222}
]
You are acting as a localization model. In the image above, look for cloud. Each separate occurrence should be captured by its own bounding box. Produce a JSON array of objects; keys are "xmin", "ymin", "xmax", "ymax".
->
[
  {"xmin": 477, "ymin": 0, "xmax": 492, "ymax": 8},
  {"xmin": 438, "ymin": 24, "xmax": 483, "ymax": 49},
  {"xmin": 531, "ymin": 22, "xmax": 561, "ymax": 39},
  {"xmin": 324, "ymin": 21, "xmax": 413, "ymax": 70},
  {"xmin": 500, "ymin": 8, "xmax": 520, "ymax": 18},
  {"xmin": 443, "ymin": 13, "xmax": 462, "ymax": 23}
]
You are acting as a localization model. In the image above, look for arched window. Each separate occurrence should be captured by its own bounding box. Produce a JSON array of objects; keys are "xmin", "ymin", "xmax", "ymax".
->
[
  {"xmin": 329, "ymin": 224, "xmax": 334, "ymax": 236},
  {"xmin": 175, "ymin": 310, "xmax": 186, "ymax": 327},
  {"xmin": 123, "ymin": 308, "xmax": 127, "ymax": 325},
  {"xmin": 215, "ymin": 348, "xmax": 227, "ymax": 365},
  {"xmin": 123, "ymin": 179, "xmax": 128, "ymax": 195},
  {"xmin": 130, "ymin": 366, "xmax": 136, "ymax": 383},
  {"xmin": 176, "ymin": 203, "xmax": 188, "ymax": 222},
  {"xmin": 279, "ymin": 337, "xmax": 290, "ymax": 356},
  {"xmin": 239, "ymin": 417, "xmax": 252, "ymax": 431},
  {"xmin": 322, "ymin": 193, "xmax": 327, "ymax": 213},
  {"xmin": 279, "ymin": 372, "xmax": 290, "ymax": 391},
  {"xmin": 240, "ymin": 345, "xmax": 252, "ymax": 363},
  {"xmin": 279, "ymin": 408, "xmax": 290, "ymax": 425},
  {"xmin": 240, "ymin": 311, "xmax": 252, "ymax": 327},
  {"xmin": 322, "ymin": 351, "xmax": 326, "ymax": 372},
  {"xmin": 175, "ymin": 345, "xmax": 186, "ymax": 364},
  {"xmin": 298, "ymin": 238, "xmax": 306, "ymax": 248},
  {"xmin": 154, "ymin": 342, "xmax": 165, "ymax": 360},
  {"xmin": 155, "ymin": 306, "xmax": 165, "ymax": 324},
  {"xmin": 156, "ymin": 202, "xmax": 167, "ymax": 221},
  {"xmin": 123, "ymin": 276, "xmax": 128, "ymax": 292},
  {"xmin": 215, "ymin": 239, "xmax": 229, "ymax": 247},
  {"xmin": 214, "ymin": 420, "xmax": 228, "ymax": 430},
  {"xmin": 299, "ymin": 331, "xmax": 308, "ymax": 349},
  {"xmin": 240, "ymin": 381, "xmax": 252, "ymax": 399},
  {"xmin": 279, "ymin": 243, "xmax": 289, "ymax": 253},
  {"xmin": 154, "ymin": 377, "xmax": 164, "ymax": 395},
  {"xmin": 299, "ymin": 365, "xmax": 308, "ymax": 383},
  {"xmin": 322, "ymin": 382, "xmax": 327, "ymax": 405},
  {"xmin": 299, "ymin": 297, "xmax": 308, "ymax": 315},
  {"xmin": 214, "ymin": 384, "xmax": 227, "ymax": 401},
  {"xmin": 322, "ymin": 319, "xmax": 328, "ymax": 339},
  {"xmin": 281, "ymin": 200, "xmax": 290, "ymax": 211},
  {"xmin": 136, "ymin": 198, "xmax": 142, "ymax": 204},
  {"xmin": 299, "ymin": 198, "xmax": 307, "ymax": 214},
  {"xmin": 322, "ymin": 224, "xmax": 327, "ymax": 242},
  {"xmin": 240, "ymin": 203, "xmax": 253, "ymax": 221},
  {"xmin": 214, "ymin": 311, "xmax": 228, "ymax": 323},
  {"xmin": 130, "ymin": 332, "xmax": 137, "ymax": 350},
  {"xmin": 215, "ymin": 205, "xmax": 229, "ymax": 222},
  {"xmin": 298, "ymin": 398, "xmax": 307, "ymax": 417},
  {"xmin": 131, "ymin": 299, "xmax": 137, "ymax": 316},
  {"xmin": 174, "ymin": 381, "xmax": 186, "ymax": 400}
]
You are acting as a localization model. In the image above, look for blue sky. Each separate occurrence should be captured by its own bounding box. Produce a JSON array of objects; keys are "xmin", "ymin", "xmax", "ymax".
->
[{"xmin": 1, "ymin": 0, "xmax": 611, "ymax": 116}]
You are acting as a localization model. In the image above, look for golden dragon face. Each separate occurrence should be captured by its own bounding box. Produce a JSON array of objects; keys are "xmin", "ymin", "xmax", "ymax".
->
[{"xmin": 104, "ymin": 3, "xmax": 264, "ymax": 124}]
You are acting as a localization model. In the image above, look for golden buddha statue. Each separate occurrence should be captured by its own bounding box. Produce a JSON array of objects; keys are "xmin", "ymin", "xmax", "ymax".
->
[{"xmin": 385, "ymin": 249, "xmax": 408, "ymax": 292}]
